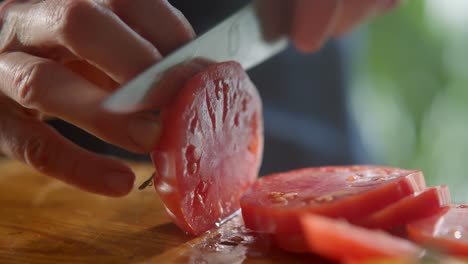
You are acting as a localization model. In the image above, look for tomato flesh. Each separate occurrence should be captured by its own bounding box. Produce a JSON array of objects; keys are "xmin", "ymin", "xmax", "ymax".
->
[
  {"xmin": 358, "ymin": 186, "xmax": 451, "ymax": 230},
  {"xmin": 240, "ymin": 166, "xmax": 425, "ymax": 252},
  {"xmin": 406, "ymin": 205, "xmax": 468, "ymax": 256},
  {"xmin": 300, "ymin": 214, "xmax": 422, "ymax": 262},
  {"xmin": 152, "ymin": 61, "xmax": 263, "ymax": 235},
  {"xmin": 241, "ymin": 166, "xmax": 426, "ymax": 233}
]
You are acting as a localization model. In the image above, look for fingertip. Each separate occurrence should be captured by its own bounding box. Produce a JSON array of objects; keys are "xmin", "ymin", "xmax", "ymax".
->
[
  {"xmin": 104, "ymin": 170, "xmax": 136, "ymax": 197},
  {"xmin": 291, "ymin": 39, "xmax": 324, "ymax": 54},
  {"xmin": 167, "ymin": 3, "xmax": 196, "ymax": 41},
  {"xmin": 128, "ymin": 115, "xmax": 162, "ymax": 153},
  {"xmin": 290, "ymin": 0, "xmax": 340, "ymax": 53},
  {"xmin": 79, "ymin": 156, "xmax": 136, "ymax": 197}
]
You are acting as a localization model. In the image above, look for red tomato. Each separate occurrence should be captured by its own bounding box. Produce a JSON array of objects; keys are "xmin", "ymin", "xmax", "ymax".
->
[
  {"xmin": 406, "ymin": 205, "xmax": 468, "ymax": 256},
  {"xmin": 300, "ymin": 214, "xmax": 423, "ymax": 262},
  {"xmin": 240, "ymin": 166, "xmax": 426, "ymax": 252},
  {"xmin": 358, "ymin": 186, "xmax": 451, "ymax": 230},
  {"xmin": 152, "ymin": 61, "xmax": 263, "ymax": 235}
]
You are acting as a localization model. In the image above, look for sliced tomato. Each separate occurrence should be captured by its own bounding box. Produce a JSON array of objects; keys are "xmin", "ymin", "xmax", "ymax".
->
[
  {"xmin": 358, "ymin": 186, "xmax": 451, "ymax": 230},
  {"xmin": 152, "ymin": 61, "xmax": 263, "ymax": 235},
  {"xmin": 300, "ymin": 214, "xmax": 423, "ymax": 262},
  {"xmin": 241, "ymin": 166, "xmax": 426, "ymax": 233},
  {"xmin": 406, "ymin": 205, "xmax": 468, "ymax": 256},
  {"xmin": 240, "ymin": 166, "xmax": 426, "ymax": 252}
]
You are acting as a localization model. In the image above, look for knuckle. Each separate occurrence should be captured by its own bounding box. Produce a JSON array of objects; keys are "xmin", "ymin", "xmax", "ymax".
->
[
  {"xmin": 13, "ymin": 57, "xmax": 54, "ymax": 109},
  {"xmin": 0, "ymin": 1, "xmax": 20, "ymax": 53},
  {"xmin": 0, "ymin": 16, "xmax": 19, "ymax": 53},
  {"xmin": 55, "ymin": 0, "xmax": 99, "ymax": 42}
]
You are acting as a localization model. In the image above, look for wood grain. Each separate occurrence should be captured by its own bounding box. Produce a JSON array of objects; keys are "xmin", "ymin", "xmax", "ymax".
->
[{"xmin": 0, "ymin": 159, "xmax": 318, "ymax": 264}]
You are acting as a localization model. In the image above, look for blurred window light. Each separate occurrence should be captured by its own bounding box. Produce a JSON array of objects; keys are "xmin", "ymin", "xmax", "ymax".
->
[{"xmin": 426, "ymin": 0, "xmax": 468, "ymax": 32}]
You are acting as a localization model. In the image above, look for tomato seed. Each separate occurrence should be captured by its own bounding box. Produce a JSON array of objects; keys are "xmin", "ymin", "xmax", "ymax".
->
[
  {"xmin": 283, "ymin": 192, "xmax": 298, "ymax": 200},
  {"xmin": 215, "ymin": 80, "xmax": 223, "ymax": 100},
  {"xmin": 346, "ymin": 176, "xmax": 356, "ymax": 182},
  {"xmin": 272, "ymin": 197, "xmax": 288, "ymax": 205},
  {"xmin": 314, "ymin": 195, "xmax": 334, "ymax": 203},
  {"xmin": 268, "ymin": 192, "xmax": 284, "ymax": 198}
]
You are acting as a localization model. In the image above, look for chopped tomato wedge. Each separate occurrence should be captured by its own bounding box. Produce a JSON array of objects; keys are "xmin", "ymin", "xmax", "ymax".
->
[
  {"xmin": 240, "ymin": 166, "xmax": 426, "ymax": 251},
  {"xmin": 358, "ymin": 186, "xmax": 451, "ymax": 230},
  {"xmin": 300, "ymin": 214, "xmax": 423, "ymax": 262},
  {"xmin": 152, "ymin": 61, "xmax": 263, "ymax": 235},
  {"xmin": 406, "ymin": 205, "xmax": 468, "ymax": 256}
]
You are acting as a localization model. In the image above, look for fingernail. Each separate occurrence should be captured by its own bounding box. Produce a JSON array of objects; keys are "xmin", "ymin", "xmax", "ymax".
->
[
  {"xmin": 129, "ymin": 115, "xmax": 162, "ymax": 152},
  {"xmin": 299, "ymin": 0, "xmax": 341, "ymax": 52},
  {"xmin": 106, "ymin": 172, "xmax": 135, "ymax": 196}
]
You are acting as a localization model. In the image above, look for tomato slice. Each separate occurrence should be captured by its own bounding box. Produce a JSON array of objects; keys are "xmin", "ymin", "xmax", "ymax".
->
[
  {"xmin": 152, "ymin": 61, "xmax": 263, "ymax": 235},
  {"xmin": 300, "ymin": 214, "xmax": 423, "ymax": 262},
  {"xmin": 406, "ymin": 205, "xmax": 468, "ymax": 256},
  {"xmin": 358, "ymin": 186, "xmax": 451, "ymax": 230},
  {"xmin": 241, "ymin": 166, "xmax": 426, "ymax": 233},
  {"xmin": 240, "ymin": 166, "xmax": 426, "ymax": 252}
]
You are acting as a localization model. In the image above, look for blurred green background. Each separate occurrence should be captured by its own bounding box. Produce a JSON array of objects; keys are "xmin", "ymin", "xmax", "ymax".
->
[{"xmin": 350, "ymin": 0, "xmax": 468, "ymax": 202}]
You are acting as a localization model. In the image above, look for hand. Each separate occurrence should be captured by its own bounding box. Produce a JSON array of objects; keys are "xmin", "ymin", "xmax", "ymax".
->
[
  {"xmin": 0, "ymin": 0, "xmax": 195, "ymax": 197},
  {"xmin": 264, "ymin": 0, "xmax": 399, "ymax": 52}
]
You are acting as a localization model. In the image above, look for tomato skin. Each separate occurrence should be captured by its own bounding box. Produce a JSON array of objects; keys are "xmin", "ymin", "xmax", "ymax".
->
[
  {"xmin": 406, "ymin": 205, "xmax": 468, "ymax": 256},
  {"xmin": 152, "ymin": 61, "xmax": 263, "ymax": 235},
  {"xmin": 240, "ymin": 166, "xmax": 425, "ymax": 252},
  {"xmin": 300, "ymin": 214, "xmax": 422, "ymax": 262},
  {"xmin": 358, "ymin": 186, "xmax": 451, "ymax": 230}
]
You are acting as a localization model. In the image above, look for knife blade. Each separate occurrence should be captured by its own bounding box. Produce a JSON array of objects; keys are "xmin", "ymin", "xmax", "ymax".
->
[{"xmin": 103, "ymin": 2, "xmax": 288, "ymax": 113}]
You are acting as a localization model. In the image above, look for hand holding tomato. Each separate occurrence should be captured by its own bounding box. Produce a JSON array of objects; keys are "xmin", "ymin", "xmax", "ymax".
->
[
  {"xmin": 0, "ymin": 0, "xmax": 195, "ymax": 197},
  {"xmin": 0, "ymin": 0, "xmax": 399, "ymax": 198}
]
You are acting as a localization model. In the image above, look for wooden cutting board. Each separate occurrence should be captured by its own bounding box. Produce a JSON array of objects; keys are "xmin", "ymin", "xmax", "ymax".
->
[{"xmin": 0, "ymin": 159, "xmax": 318, "ymax": 264}]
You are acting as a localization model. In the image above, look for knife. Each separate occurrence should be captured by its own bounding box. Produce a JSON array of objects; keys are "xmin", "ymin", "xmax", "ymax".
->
[{"xmin": 103, "ymin": 1, "xmax": 289, "ymax": 113}]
